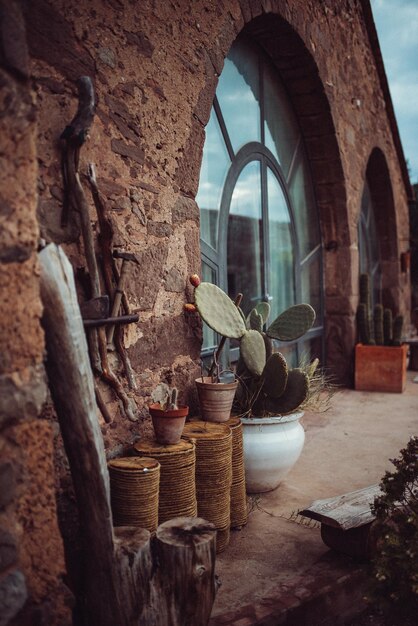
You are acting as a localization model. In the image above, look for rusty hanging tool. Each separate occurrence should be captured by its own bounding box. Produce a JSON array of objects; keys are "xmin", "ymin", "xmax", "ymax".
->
[
  {"xmin": 87, "ymin": 164, "xmax": 138, "ymax": 391},
  {"xmin": 60, "ymin": 78, "xmax": 137, "ymax": 421},
  {"xmin": 107, "ymin": 250, "xmax": 140, "ymax": 345}
]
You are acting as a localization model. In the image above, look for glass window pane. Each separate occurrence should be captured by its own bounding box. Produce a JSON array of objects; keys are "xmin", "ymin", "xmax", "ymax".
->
[
  {"xmin": 201, "ymin": 262, "xmax": 217, "ymax": 350},
  {"xmin": 227, "ymin": 161, "xmax": 262, "ymax": 315},
  {"xmin": 288, "ymin": 154, "xmax": 320, "ymax": 259},
  {"xmin": 217, "ymin": 39, "xmax": 261, "ymax": 154},
  {"xmin": 263, "ymin": 62, "xmax": 299, "ymax": 177},
  {"xmin": 197, "ymin": 108, "xmax": 230, "ymax": 250},
  {"xmin": 359, "ymin": 181, "xmax": 381, "ymax": 307},
  {"xmin": 267, "ymin": 168, "xmax": 295, "ymax": 319},
  {"xmin": 297, "ymin": 335, "xmax": 323, "ymax": 365},
  {"xmin": 301, "ymin": 254, "xmax": 322, "ymax": 327}
]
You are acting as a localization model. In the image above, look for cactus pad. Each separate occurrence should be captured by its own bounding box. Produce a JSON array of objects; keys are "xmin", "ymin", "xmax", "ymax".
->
[
  {"xmin": 194, "ymin": 282, "xmax": 246, "ymax": 339},
  {"xmin": 240, "ymin": 330, "xmax": 266, "ymax": 377},
  {"xmin": 261, "ymin": 352, "xmax": 288, "ymax": 398},
  {"xmin": 257, "ymin": 368, "xmax": 309, "ymax": 415},
  {"xmin": 255, "ymin": 301, "xmax": 271, "ymax": 323},
  {"xmin": 249, "ymin": 309, "xmax": 263, "ymax": 332},
  {"xmin": 267, "ymin": 304, "xmax": 315, "ymax": 341},
  {"xmin": 238, "ymin": 306, "xmax": 248, "ymax": 329}
]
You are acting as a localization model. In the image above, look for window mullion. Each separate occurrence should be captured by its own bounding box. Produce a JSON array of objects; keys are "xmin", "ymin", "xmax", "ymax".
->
[
  {"xmin": 261, "ymin": 156, "xmax": 270, "ymax": 303},
  {"xmin": 286, "ymin": 135, "xmax": 302, "ymax": 185},
  {"xmin": 214, "ymin": 97, "xmax": 235, "ymax": 162},
  {"xmin": 260, "ymin": 55, "xmax": 265, "ymax": 146}
]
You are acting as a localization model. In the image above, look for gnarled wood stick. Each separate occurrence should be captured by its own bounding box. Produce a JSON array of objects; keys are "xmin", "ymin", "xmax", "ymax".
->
[
  {"xmin": 61, "ymin": 79, "xmax": 137, "ymax": 420},
  {"xmin": 87, "ymin": 162, "xmax": 138, "ymax": 390}
]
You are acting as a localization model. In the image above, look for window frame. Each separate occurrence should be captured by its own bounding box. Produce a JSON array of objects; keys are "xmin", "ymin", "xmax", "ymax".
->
[{"xmin": 199, "ymin": 38, "xmax": 324, "ymax": 364}]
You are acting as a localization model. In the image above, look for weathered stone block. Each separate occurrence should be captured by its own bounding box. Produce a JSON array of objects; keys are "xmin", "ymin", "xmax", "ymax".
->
[
  {"xmin": 0, "ymin": 569, "xmax": 27, "ymax": 626},
  {"xmin": 0, "ymin": 462, "xmax": 17, "ymax": 509},
  {"xmin": 164, "ymin": 267, "xmax": 184, "ymax": 293},
  {"xmin": 0, "ymin": 1, "xmax": 29, "ymax": 79},
  {"xmin": 111, "ymin": 138, "xmax": 145, "ymax": 164},
  {"xmin": 147, "ymin": 221, "xmax": 172, "ymax": 238},
  {"xmin": 128, "ymin": 244, "xmax": 169, "ymax": 310},
  {"xmin": 172, "ymin": 195, "xmax": 199, "ymax": 224},
  {"xmin": 0, "ymin": 529, "xmax": 18, "ymax": 571},
  {"xmin": 0, "ymin": 364, "xmax": 47, "ymax": 428}
]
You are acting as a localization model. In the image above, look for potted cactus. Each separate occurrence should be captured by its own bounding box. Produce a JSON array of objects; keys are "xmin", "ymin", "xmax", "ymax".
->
[
  {"xmin": 355, "ymin": 274, "xmax": 407, "ymax": 393},
  {"xmin": 186, "ymin": 277, "xmax": 319, "ymax": 492},
  {"xmin": 189, "ymin": 275, "xmax": 239, "ymax": 423},
  {"xmin": 149, "ymin": 383, "xmax": 189, "ymax": 444}
]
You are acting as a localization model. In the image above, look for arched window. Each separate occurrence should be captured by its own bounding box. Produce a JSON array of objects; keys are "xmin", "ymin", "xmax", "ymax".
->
[
  {"xmin": 197, "ymin": 36, "xmax": 323, "ymax": 366},
  {"xmin": 358, "ymin": 180, "xmax": 381, "ymax": 307}
]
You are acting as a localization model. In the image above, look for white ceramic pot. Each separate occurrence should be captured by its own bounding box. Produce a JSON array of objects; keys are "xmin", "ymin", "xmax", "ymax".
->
[{"xmin": 241, "ymin": 411, "xmax": 305, "ymax": 493}]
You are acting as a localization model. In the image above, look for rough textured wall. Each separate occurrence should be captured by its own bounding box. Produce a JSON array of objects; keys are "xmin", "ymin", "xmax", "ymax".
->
[
  {"xmin": 0, "ymin": 2, "xmax": 70, "ymax": 625},
  {"xmin": 25, "ymin": 0, "xmax": 410, "ymax": 400},
  {"xmin": 1, "ymin": 0, "xmax": 410, "ymax": 621}
]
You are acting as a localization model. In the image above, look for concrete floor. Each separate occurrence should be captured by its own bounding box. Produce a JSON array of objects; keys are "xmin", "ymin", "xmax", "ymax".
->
[{"xmin": 210, "ymin": 372, "xmax": 418, "ymax": 624}]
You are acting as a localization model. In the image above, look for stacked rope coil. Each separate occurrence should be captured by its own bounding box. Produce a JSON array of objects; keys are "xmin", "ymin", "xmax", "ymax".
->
[
  {"xmin": 182, "ymin": 421, "xmax": 232, "ymax": 553},
  {"xmin": 108, "ymin": 456, "xmax": 160, "ymax": 532},
  {"xmin": 226, "ymin": 416, "xmax": 248, "ymax": 528},
  {"xmin": 132, "ymin": 438, "xmax": 197, "ymax": 524}
]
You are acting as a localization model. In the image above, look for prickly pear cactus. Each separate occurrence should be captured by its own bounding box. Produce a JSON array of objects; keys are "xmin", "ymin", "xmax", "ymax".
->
[
  {"xmin": 194, "ymin": 282, "xmax": 247, "ymax": 339},
  {"xmin": 255, "ymin": 301, "xmax": 271, "ymax": 324},
  {"xmin": 261, "ymin": 352, "xmax": 288, "ymax": 398},
  {"xmin": 248, "ymin": 308, "xmax": 264, "ymax": 333},
  {"xmin": 188, "ymin": 279, "xmax": 317, "ymax": 417},
  {"xmin": 253, "ymin": 369, "xmax": 309, "ymax": 415},
  {"xmin": 267, "ymin": 304, "xmax": 316, "ymax": 341},
  {"xmin": 240, "ymin": 330, "xmax": 266, "ymax": 377}
]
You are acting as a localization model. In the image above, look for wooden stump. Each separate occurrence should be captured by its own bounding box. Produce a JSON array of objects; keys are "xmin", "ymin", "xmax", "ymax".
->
[
  {"xmin": 300, "ymin": 484, "xmax": 381, "ymax": 560},
  {"xmin": 154, "ymin": 517, "xmax": 216, "ymax": 626}
]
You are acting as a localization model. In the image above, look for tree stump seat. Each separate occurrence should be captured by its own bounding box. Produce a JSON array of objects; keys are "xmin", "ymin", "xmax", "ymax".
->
[{"xmin": 300, "ymin": 484, "xmax": 381, "ymax": 560}]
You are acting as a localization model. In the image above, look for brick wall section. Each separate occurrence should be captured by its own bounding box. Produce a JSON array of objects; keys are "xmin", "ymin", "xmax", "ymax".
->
[{"xmin": 0, "ymin": 2, "xmax": 70, "ymax": 624}]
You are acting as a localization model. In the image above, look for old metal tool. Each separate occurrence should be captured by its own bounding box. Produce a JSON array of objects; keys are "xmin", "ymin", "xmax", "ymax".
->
[{"xmin": 107, "ymin": 250, "xmax": 140, "ymax": 345}]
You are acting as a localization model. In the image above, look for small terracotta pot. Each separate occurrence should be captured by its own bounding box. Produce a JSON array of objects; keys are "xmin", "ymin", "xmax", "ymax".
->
[
  {"xmin": 149, "ymin": 403, "xmax": 189, "ymax": 445},
  {"xmin": 195, "ymin": 377, "xmax": 238, "ymax": 423}
]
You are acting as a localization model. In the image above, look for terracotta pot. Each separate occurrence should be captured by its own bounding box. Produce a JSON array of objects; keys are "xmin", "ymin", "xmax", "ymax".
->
[
  {"xmin": 149, "ymin": 403, "xmax": 189, "ymax": 445},
  {"xmin": 355, "ymin": 343, "xmax": 408, "ymax": 393},
  {"xmin": 195, "ymin": 377, "xmax": 238, "ymax": 423},
  {"xmin": 241, "ymin": 412, "xmax": 305, "ymax": 493}
]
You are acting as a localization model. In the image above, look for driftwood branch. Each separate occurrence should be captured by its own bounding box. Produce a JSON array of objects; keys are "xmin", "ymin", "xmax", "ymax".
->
[
  {"xmin": 87, "ymin": 162, "xmax": 138, "ymax": 390},
  {"xmin": 61, "ymin": 80, "xmax": 137, "ymax": 419}
]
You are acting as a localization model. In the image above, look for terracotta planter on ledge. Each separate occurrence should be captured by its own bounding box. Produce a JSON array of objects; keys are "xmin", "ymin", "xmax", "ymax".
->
[
  {"xmin": 195, "ymin": 377, "xmax": 238, "ymax": 423},
  {"xmin": 354, "ymin": 343, "xmax": 408, "ymax": 393},
  {"xmin": 149, "ymin": 403, "xmax": 189, "ymax": 445}
]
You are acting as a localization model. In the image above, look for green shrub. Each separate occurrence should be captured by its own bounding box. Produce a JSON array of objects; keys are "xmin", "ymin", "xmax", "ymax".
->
[{"xmin": 370, "ymin": 436, "xmax": 418, "ymax": 614}]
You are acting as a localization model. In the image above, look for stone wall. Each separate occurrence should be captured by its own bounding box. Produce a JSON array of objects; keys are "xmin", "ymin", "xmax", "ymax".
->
[
  {"xmin": 0, "ymin": 2, "xmax": 71, "ymax": 624},
  {"xmin": 0, "ymin": 0, "xmax": 411, "ymax": 623},
  {"xmin": 25, "ymin": 0, "xmax": 411, "ymax": 398}
]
